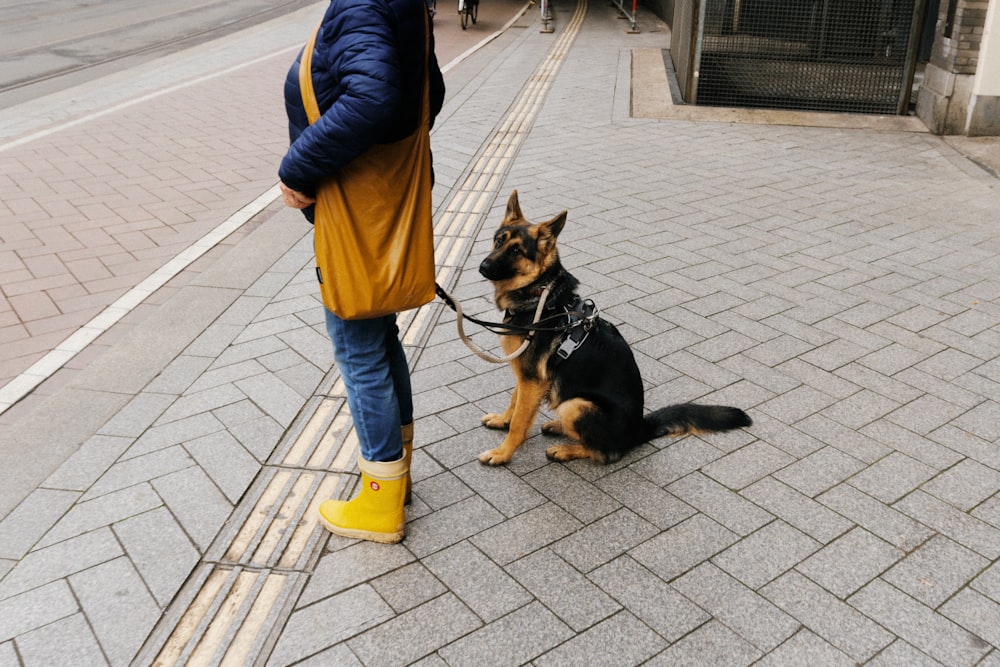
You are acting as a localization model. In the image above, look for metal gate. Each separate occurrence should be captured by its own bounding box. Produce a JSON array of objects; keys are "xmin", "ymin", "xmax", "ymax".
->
[{"xmin": 671, "ymin": 0, "xmax": 926, "ymax": 115}]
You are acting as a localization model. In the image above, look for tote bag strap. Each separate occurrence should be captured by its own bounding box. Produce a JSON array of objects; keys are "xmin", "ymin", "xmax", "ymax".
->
[
  {"xmin": 298, "ymin": 13, "xmax": 430, "ymax": 128},
  {"xmin": 298, "ymin": 23, "xmax": 322, "ymax": 125}
]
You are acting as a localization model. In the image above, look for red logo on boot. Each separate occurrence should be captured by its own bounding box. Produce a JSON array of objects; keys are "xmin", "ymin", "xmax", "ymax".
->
[{"xmin": 370, "ymin": 481, "xmax": 380, "ymax": 491}]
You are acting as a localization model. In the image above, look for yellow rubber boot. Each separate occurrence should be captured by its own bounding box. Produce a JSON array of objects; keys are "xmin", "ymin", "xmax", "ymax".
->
[
  {"xmin": 318, "ymin": 455, "xmax": 407, "ymax": 543},
  {"xmin": 402, "ymin": 422, "xmax": 414, "ymax": 505}
]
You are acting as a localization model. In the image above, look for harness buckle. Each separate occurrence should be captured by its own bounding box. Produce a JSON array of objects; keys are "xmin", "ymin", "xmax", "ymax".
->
[
  {"xmin": 555, "ymin": 298, "xmax": 599, "ymax": 361},
  {"xmin": 556, "ymin": 334, "xmax": 582, "ymax": 360}
]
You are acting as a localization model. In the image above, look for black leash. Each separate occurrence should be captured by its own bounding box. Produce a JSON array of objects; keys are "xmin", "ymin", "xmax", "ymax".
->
[
  {"xmin": 434, "ymin": 283, "xmax": 583, "ymax": 336},
  {"xmin": 434, "ymin": 283, "xmax": 598, "ymax": 364}
]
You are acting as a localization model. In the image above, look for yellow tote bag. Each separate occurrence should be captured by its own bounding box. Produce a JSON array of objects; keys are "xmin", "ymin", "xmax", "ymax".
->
[{"xmin": 298, "ymin": 18, "xmax": 436, "ymax": 320}]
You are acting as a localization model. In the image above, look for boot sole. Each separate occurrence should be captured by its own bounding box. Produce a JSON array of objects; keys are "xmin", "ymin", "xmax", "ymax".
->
[{"xmin": 318, "ymin": 515, "xmax": 405, "ymax": 544}]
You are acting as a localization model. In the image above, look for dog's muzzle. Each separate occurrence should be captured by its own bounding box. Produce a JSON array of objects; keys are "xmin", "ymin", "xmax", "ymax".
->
[{"xmin": 479, "ymin": 257, "xmax": 504, "ymax": 281}]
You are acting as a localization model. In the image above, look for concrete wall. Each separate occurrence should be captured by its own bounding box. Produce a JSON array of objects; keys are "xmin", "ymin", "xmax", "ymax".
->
[{"xmin": 916, "ymin": 0, "xmax": 1000, "ymax": 134}]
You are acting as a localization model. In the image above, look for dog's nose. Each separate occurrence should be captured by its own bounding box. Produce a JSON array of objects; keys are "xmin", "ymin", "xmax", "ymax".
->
[{"xmin": 479, "ymin": 258, "xmax": 493, "ymax": 278}]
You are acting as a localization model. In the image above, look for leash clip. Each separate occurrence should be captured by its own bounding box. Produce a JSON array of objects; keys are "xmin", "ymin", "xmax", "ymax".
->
[{"xmin": 580, "ymin": 299, "xmax": 598, "ymax": 330}]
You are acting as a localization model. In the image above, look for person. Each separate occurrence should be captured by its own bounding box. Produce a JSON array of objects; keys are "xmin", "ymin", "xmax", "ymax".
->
[{"xmin": 278, "ymin": 0, "xmax": 445, "ymax": 543}]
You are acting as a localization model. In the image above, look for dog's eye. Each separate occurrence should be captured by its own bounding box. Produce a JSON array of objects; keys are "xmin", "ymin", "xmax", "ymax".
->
[{"xmin": 509, "ymin": 246, "xmax": 521, "ymax": 256}]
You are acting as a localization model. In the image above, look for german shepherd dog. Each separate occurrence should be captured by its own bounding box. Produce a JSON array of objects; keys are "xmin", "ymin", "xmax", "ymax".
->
[{"xmin": 477, "ymin": 190, "xmax": 752, "ymax": 466}]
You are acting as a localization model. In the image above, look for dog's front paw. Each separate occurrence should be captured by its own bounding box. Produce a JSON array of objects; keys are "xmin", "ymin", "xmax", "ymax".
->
[
  {"xmin": 481, "ymin": 414, "xmax": 510, "ymax": 430},
  {"xmin": 478, "ymin": 448, "xmax": 512, "ymax": 466}
]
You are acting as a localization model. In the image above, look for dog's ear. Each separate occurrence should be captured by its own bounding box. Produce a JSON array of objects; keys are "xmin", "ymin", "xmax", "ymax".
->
[
  {"xmin": 540, "ymin": 211, "xmax": 567, "ymax": 240},
  {"xmin": 504, "ymin": 190, "xmax": 523, "ymax": 222},
  {"xmin": 536, "ymin": 211, "xmax": 567, "ymax": 255}
]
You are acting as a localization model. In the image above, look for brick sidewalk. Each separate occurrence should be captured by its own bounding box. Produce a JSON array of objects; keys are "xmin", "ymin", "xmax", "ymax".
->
[
  {"xmin": 0, "ymin": 41, "xmax": 292, "ymax": 405},
  {"xmin": 3, "ymin": 0, "xmax": 1000, "ymax": 664},
  {"xmin": 269, "ymin": 2, "xmax": 1000, "ymax": 663}
]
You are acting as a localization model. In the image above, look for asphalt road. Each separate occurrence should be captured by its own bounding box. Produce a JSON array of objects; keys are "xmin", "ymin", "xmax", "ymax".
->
[{"xmin": 0, "ymin": 0, "xmax": 531, "ymax": 110}]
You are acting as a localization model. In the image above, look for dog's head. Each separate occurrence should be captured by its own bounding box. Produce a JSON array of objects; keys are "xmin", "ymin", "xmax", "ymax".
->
[{"xmin": 479, "ymin": 190, "xmax": 567, "ymax": 302}]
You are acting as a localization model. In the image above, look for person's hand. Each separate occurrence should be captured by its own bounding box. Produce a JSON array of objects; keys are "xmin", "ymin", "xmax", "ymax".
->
[{"xmin": 280, "ymin": 182, "xmax": 316, "ymax": 209}]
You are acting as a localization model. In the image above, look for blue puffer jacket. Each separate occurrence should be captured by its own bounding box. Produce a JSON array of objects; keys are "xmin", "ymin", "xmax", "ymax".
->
[{"xmin": 279, "ymin": 0, "xmax": 445, "ymax": 199}]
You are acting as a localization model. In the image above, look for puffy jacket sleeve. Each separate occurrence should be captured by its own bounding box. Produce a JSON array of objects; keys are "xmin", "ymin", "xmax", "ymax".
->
[{"xmin": 279, "ymin": 0, "xmax": 403, "ymax": 196}]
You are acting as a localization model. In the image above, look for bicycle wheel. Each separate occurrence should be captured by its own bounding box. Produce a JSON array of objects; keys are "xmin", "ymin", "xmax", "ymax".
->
[
  {"xmin": 461, "ymin": 0, "xmax": 469, "ymax": 29},
  {"xmin": 470, "ymin": 0, "xmax": 478, "ymax": 24}
]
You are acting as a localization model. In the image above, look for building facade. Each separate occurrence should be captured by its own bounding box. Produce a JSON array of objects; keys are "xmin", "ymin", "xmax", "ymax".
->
[{"xmin": 655, "ymin": 0, "xmax": 1000, "ymax": 135}]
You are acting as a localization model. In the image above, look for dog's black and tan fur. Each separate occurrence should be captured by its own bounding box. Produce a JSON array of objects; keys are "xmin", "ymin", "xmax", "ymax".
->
[{"xmin": 477, "ymin": 190, "xmax": 752, "ymax": 466}]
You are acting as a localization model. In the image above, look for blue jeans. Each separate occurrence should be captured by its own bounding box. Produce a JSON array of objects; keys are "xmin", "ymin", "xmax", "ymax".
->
[{"xmin": 324, "ymin": 309, "xmax": 413, "ymax": 462}]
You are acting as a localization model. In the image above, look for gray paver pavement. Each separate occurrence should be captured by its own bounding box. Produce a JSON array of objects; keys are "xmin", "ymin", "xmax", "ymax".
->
[{"xmin": 3, "ymin": 0, "xmax": 1000, "ymax": 664}]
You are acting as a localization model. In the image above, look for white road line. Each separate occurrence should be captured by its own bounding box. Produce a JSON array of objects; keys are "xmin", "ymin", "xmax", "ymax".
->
[{"xmin": 0, "ymin": 185, "xmax": 280, "ymax": 414}]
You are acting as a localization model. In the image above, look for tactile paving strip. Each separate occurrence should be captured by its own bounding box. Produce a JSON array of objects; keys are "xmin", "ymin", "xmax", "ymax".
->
[{"xmin": 138, "ymin": 2, "xmax": 587, "ymax": 663}]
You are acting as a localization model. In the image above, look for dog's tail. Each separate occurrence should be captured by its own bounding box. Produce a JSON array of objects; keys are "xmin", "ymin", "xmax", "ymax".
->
[{"xmin": 641, "ymin": 403, "xmax": 752, "ymax": 442}]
